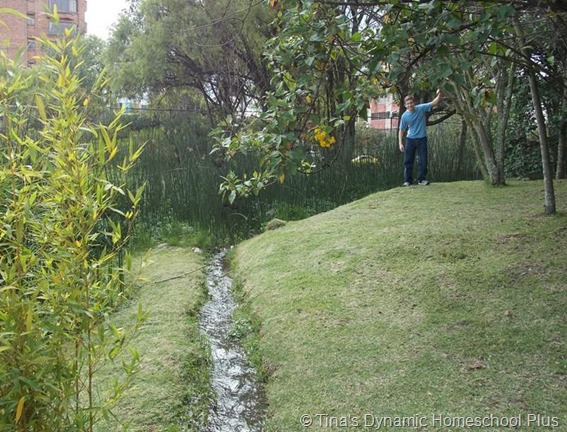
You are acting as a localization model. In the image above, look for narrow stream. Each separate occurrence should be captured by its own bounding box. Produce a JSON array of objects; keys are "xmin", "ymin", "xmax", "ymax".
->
[{"xmin": 199, "ymin": 250, "xmax": 266, "ymax": 432}]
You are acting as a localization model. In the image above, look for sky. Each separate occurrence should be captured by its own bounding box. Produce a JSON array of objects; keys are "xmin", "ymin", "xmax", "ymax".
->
[{"xmin": 85, "ymin": 0, "xmax": 129, "ymax": 40}]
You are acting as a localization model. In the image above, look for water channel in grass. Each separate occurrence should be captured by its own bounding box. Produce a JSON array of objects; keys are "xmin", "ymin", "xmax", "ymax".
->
[{"xmin": 199, "ymin": 249, "xmax": 266, "ymax": 432}]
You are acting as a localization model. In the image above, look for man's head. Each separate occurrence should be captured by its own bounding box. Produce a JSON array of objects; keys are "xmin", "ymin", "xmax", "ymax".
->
[{"xmin": 404, "ymin": 95, "xmax": 416, "ymax": 112}]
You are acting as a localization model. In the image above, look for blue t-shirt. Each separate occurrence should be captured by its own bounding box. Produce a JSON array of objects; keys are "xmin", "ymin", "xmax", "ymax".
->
[{"xmin": 400, "ymin": 103, "xmax": 432, "ymax": 139}]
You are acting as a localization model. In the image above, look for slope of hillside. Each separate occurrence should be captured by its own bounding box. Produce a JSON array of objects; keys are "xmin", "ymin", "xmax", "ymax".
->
[{"xmin": 233, "ymin": 180, "xmax": 567, "ymax": 431}]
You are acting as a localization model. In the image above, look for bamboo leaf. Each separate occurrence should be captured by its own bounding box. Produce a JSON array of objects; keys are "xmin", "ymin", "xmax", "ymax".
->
[
  {"xmin": 15, "ymin": 396, "xmax": 25, "ymax": 423},
  {"xmin": 0, "ymin": 8, "xmax": 27, "ymax": 21},
  {"xmin": 108, "ymin": 345, "xmax": 121, "ymax": 360},
  {"xmin": 100, "ymin": 127, "xmax": 114, "ymax": 154},
  {"xmin": 135, "ymin": 185, "xmax": 145, "ymax": 202},
  {"xmin": 109, "ymin": 145, "xmax": 118, "ymax": 161},
  {"xmin": 35, "ymin": 95, "xmax": 47, "ymax": 122},
  {"xmin": 129, "ymin": 143, "xmax": 145, "ymax": 164}
]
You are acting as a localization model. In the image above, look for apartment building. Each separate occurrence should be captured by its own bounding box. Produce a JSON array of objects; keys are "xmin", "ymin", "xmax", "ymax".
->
[
  {"xmin": 0, "ymin": 0, "xmax": 87, "ymax": 65},
  {"xmin": 369, "ymin": 95, "xmax": 400, "ymax": 131}
]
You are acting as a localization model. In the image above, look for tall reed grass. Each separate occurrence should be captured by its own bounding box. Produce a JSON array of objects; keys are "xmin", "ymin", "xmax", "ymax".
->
[{"xmin": 122, "ymin": 112, "xmax": 480, "ymax": 244}]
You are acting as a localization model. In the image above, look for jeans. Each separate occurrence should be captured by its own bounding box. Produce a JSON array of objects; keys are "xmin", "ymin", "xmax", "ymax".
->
[{"xmin": 404, "ymin": 137, "xmax": 428, "ymax": 184}]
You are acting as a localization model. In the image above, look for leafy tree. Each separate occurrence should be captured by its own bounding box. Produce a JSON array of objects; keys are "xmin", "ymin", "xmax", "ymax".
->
[
  {"xmin": 513, "ymin": 18, "xmax": 555, "ymax": 212},
  {"xmin": 373, "ymin": 2, "xmax": 519, "ymax": 186},
  {"xmin": 526, "ymin": 11, "xmax": 567, "ymax": 181},
  {"xmin": 213, "ymin": 0, "xmax": 565, "ymax": 212},
  {"xmin": 504, "ymin": 11, "xmax": 567, "ymax": 183},
  {"xmin": 104, "ymin": 0, "xmax": 275, "ymax": 125},
  {"xmin": 212, "ymin": 0, "xmax": 391, "ymax": 202},
  {"xmin": 212, "ymin": 0, "xmax": 512, "ymax": 199},
  {"xmin": 76, "ymin": 35, "xmax": 110, "ymax": 113}
]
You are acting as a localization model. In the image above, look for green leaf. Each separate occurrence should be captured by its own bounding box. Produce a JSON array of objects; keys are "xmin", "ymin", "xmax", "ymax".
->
[
  {"xmin": 109, "ymin": 346, "xmax": 121, "ymax": 360},
  {"xmin": 350, "ymin": 32, "xmax": 362, "ymax": 42},
  {"xmin": 35, "ymin": 95, "xmax": 47, "ymax": 122}
]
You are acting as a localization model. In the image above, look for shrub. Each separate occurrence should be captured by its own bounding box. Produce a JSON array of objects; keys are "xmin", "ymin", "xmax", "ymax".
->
[{"xmin": 0, "ymin": 27, "xmax": 145, "ymax": 431}]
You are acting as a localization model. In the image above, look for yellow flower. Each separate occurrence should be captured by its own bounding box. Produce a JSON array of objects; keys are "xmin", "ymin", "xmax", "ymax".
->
[{"xmin": 312, "ymin": 126, "xmax": 335, "ymax": 148}]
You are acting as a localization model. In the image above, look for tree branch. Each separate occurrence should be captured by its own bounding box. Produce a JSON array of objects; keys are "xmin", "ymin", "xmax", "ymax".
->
[{"xmin": 428, "ymin": 109, "xmax": 457, "ymax": 126}]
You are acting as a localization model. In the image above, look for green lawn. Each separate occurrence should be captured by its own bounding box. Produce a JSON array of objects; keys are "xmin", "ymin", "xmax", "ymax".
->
[
  {"xmin": 94, "ymin": 247, "xmax": 211, "ymax": 432},
  {"xmin": 232, "ymin": 180, "xmax": 567, "ymax": 431}
]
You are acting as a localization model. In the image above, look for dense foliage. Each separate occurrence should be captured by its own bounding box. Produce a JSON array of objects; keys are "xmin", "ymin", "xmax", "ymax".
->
[
  {"xmin": 207, "ymin": 0, "xmax": 566, "ymax": 210},
  {"xmin": 104, "ymin": 0, "xmax": 275, "ymax": 125},
  {"xmin": 103, "ymin": 1, "xmax": 565, "ymax": 214},
  {"xmin": 121, "ymin": 113, "xmax": 479, "ymax": 243},
  {"xmin": 0, "ymin": 29, "xmax": 146, "ymax": 431}
]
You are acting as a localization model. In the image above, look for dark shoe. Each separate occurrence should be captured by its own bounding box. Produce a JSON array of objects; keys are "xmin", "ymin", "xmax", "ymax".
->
[{"xmin": 418, "ymin": 180, "xmax": 430, "ymax": 186}]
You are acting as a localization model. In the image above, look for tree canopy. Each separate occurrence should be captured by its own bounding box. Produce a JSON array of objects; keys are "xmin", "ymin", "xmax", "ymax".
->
[
  {"xmin": 105, "ymin": 0, "xmax": 275, "ymax": 124},
  {"xmin": 104, "ymin": 0, "xmax": 566, "ymax": 212},
  {"xmin": 210, "ymin": 0, "xmax": 566, "ymax": 211}
]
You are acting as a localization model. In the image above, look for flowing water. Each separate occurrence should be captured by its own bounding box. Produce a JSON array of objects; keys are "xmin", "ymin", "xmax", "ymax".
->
[{"xmin": 199, "ymin": 250, "xmax": 266, "ymax": 432}]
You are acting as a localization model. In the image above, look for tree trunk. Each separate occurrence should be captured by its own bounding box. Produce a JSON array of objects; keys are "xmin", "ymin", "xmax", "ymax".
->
[
  {"xmin": 457, "ymin": 118, "xmax": 467, "ymax": 175},
  {"xmin": 529, "ymin": 73, "xmax": 556, "ymax": 213},
  {"xmin": 555, "ymin": 79, "xmax": 567, "ymax": 180},
  {"xmin": 342, "ymin": 118, "xmax": 356, "ymax": 162},
  {"xmin": 465, "ymin": 117, "xmax": 490, "ymax": 181},
  {"xmin": 514, "ymin": 18, "xmax": 556, "ymax": 214},
  {"xmin": 450, "ymin": 82, "xmax": 504, "ymax": 185},
  {"xmin": 494, "ymin": 63, "xmax": 515, "ymax": 185},
  {"xmin": 557, "ymin": 121, "xmax": 566, "ymax": 179},
  {"xmin": 477, "ymin": 122, "xmax": 505, "ymax": 186}
]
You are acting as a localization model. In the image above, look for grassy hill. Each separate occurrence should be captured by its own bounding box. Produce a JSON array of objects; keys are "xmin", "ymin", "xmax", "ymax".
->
[{"xmin": 232, "ymin": 180, "xmax": 567, "ymax": 431}]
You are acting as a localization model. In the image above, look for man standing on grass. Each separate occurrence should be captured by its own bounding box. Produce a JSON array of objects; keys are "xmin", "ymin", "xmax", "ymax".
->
[{"xmin": 398, "ymin": 90, "xmax": 442, "ymax": 186}]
